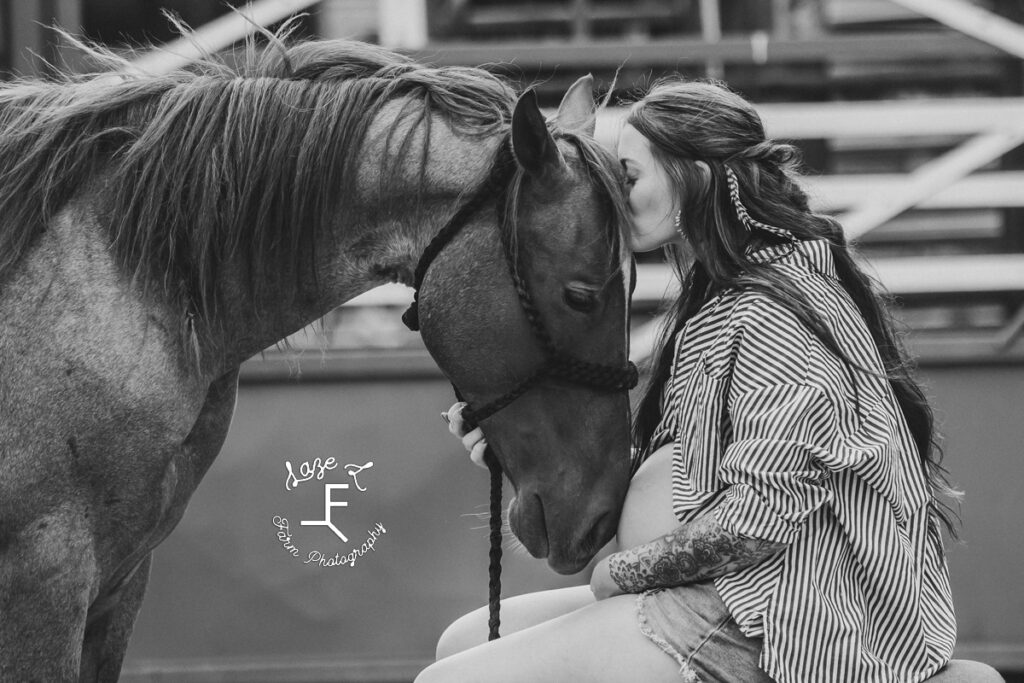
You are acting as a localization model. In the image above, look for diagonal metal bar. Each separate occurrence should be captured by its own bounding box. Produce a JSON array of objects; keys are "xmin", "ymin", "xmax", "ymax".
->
[
  {"xmin": 595, "ymin": 99, "xmax": 1024, "ymax": 149},
  {"xmin": 840, "ymin": 128, "xmax": 1024, "ymax": 239},
  {"xmin": 130, "ymin": 0, "xmax": 319, "ymax": 75},
  {"xmin": 995, "ymin": 303, "xmax": 1024, "ymax": 351},
  {"xmin": 889, "ymin": 0, "xmax": 1024, "ymax": 61},
  {"xmin": 805, "ymin": 171, "xmax": 1024, "ymax": 211}
]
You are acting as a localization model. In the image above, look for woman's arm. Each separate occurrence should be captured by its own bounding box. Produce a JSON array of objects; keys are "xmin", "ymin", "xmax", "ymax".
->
[{"xmin": 591, "ymin": 508, "xmax": 785, "ymax": 599}]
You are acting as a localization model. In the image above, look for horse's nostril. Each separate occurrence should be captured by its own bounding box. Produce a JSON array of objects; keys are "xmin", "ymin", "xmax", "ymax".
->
[
  {"xmin": 532, "ymin": 492, "xmax": 550, "ymax": 556},
  {"xmin": 510, "ymin": 491, "xmax": 550, "ymax": 559}
]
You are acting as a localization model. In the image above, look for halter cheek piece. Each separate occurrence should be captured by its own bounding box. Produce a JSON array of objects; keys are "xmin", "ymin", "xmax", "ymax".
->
[{"xmin": 401, "ymin": 134, "xmax": 638, "ymax": 641}]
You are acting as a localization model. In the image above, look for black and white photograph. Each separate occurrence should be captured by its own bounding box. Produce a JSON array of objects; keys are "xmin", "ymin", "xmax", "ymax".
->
[{"xmin": 0, "ymin": 0, "xmax": 1022, "ymax": 681}]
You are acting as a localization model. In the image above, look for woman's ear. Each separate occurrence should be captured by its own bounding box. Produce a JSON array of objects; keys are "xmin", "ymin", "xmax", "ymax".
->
[{"xmin": 511, "ymin": 88, "xmax": 563, "ymax": 175}]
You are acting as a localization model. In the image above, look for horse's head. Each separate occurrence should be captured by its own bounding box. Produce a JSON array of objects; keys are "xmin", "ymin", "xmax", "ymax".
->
[{"xmin": 417, "ymin": 78, "xmax": 635, "ymax": 574}]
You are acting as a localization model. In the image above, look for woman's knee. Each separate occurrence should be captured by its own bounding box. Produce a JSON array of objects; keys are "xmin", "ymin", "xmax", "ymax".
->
[
  {"xmin": 415, "ymin": 656, "xmax": 471, "ymax": 683},
  {"xmin": 419, "ymin": 593, "xmax": 682, "ymax": 683},
  {"xmin": 436, "ymin": 586, "xmax": 595, "ymax": 661}
]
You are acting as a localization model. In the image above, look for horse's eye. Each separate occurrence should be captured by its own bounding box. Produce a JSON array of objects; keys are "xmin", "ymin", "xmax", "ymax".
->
[{"xmin": 563, "ymin": 287, "xmax": 598, "ymax": 313}]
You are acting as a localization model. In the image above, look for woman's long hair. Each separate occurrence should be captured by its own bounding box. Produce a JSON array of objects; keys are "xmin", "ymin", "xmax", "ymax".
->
[{"xmin": 627, "ymin": 78, "xmax": 960, "ymax": 535}]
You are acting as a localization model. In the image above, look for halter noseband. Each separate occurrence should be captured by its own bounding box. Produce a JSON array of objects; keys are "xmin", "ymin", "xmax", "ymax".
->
[{"xmin": 401, "ymin": 135, "xmax": 639, "ymax": 431}]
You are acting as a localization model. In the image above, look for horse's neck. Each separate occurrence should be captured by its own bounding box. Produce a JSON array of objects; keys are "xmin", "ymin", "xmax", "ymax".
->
[{"xmin": 215, "ymin": 117, "xmax": 503, "ymax": 369}]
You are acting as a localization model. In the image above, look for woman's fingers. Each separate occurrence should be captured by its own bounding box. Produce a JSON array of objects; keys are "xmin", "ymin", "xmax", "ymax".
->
[
  {"xmin": 469, "ymin": 439, "xmax": 489, "ymax": 469},
  {"xmin": 444, "ymin": 401, "xmax": 488, "ymax": 468},
  {"xmin": 447, "ymin": 406, "xmax": 485, "ymax": 454},
  {"xmin": 446, "ymin": 402, "xmax": 467, "ymax": 437},
  {"xmin": 461, "ymin": 427, "xmax": 484, "ymax": 453}
]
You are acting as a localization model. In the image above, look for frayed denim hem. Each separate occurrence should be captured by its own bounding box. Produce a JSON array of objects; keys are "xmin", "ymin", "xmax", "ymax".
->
[{"xmin": 636, "ymin": 591, "xmax": 701, "ymax": 683}]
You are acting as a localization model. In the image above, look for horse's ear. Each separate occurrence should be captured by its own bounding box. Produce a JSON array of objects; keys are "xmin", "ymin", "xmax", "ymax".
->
[
  {"xmin": 511, "ymin": 88, "xmax": 561, "ymax": 175},
  {"xmin": 555, "ymin": 74, "xmax": 597, "ymax": 137}
]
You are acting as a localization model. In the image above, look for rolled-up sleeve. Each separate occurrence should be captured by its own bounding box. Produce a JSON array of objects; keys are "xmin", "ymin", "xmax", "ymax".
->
[{"xmin": 715, "ymin": 383, "xmax": 835, "ymax": 545}]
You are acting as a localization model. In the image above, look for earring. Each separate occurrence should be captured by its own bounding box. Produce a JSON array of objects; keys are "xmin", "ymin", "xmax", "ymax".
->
[{"xmin": 673, "ymin": 211, "xmax": 684, "ymax": 239}]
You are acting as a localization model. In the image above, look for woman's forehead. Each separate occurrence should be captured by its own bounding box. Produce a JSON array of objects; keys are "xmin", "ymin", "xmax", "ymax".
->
[{"xmin": 617, "ymin": 123, "xmax": 651, "ymax": 163}]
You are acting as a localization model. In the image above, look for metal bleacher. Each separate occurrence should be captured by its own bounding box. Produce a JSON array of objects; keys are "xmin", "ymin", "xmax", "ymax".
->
[
  {"xmin": 4, "ymin": 0, "xmax": 1021, "ymax": 363},
  {"xmin": 283, "ymin": 0, "xmax": 1024, "ymax": 367},
  {"xmin": 404, "ymin": 0, "xmax": 1024, "ymax": 364}
]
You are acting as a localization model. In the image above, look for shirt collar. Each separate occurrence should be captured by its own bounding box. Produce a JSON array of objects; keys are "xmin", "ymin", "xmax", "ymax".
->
[{"xmin": 746, "ymin": 238, "xmax": 838, "ymax": 279}]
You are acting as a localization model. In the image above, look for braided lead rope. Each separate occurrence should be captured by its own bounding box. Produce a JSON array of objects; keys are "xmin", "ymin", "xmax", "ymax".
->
[
  {"xmin": 724, "ymin": 166, "xmax": 794, "ymax": 241},
  {"xmin": 485, "ymin": 447, "xmax": 503, "ymax": 641},
  {"xmin": 454, "ymin": 385, "xmax": 505, "ymax": 641}
]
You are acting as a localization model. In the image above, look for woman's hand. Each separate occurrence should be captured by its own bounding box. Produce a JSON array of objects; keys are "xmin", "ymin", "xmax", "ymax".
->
[
  {"xmin": 443, "ymin": 402, "xmax": 489, "ymax": 469},
  {"xmin": 589, "ymin": 554, "xmax": 625, "ymax": 600}
]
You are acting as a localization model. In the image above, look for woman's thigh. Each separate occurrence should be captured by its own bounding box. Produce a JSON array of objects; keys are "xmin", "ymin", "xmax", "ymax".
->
[
  {"xmin": 418, "ymin": 592, "xmax": 682, "ymax": 683},
  {"xmin": 436, "ymin": 585, "xmax": 596, "ymax": 659}
]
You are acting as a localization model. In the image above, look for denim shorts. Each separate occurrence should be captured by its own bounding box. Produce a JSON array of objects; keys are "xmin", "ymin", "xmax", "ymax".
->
[{"xmin": 636, "ymin": 582, "xmax": 775, "ymax": 682}]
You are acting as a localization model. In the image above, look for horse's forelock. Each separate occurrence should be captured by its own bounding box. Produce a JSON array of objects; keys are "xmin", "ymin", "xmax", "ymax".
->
[
  {"xmin": 502, "ymin": 133, "xmax": 631, "ymax": 286},
  {"xmin": 569, "ymin": 133, "xmax": 634, "ymax": 285}
]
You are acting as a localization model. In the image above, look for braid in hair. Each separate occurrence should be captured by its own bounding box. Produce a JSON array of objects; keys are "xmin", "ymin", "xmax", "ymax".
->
[{"xmin": 724, "ymin": 166, "xmax": 794, "ymax": 240}]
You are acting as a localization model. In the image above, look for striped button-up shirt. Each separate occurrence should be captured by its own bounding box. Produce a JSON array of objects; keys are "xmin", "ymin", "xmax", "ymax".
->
[{"xmin": 650, "ymin": 239, "xmax": 956, "ymax": 682}]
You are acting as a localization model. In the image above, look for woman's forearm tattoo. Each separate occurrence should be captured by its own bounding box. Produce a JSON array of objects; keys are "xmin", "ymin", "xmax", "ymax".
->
[{"xmin": 608, "ymin": 513, "xmax": 785, "ymax": 593}]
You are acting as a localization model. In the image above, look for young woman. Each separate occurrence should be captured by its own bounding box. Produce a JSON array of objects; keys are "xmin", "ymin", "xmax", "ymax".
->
[{"xmin": 415, "ymin": 79, "xmax": 959, "ymax": 683}]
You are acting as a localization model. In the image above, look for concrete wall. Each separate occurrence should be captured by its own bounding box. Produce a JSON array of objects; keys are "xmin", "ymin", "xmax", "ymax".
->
[{"xmin": 120, "ymin": 361, "xmax": 1024, "ymax": 679}]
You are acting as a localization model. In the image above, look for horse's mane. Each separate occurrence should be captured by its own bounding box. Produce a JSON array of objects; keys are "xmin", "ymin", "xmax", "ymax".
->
[{"xmin": 0, "ymin": 32, "xmax": 514, "ymax": 323}]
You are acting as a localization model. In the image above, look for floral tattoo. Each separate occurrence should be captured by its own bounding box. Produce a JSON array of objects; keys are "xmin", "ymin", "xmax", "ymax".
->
[{"xmin": 607, "ymin": 512, "xmax": 785, "ymax": 593}]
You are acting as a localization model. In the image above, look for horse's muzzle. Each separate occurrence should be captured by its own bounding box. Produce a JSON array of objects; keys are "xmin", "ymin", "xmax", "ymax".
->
[{"xmin": 509, "ymin": 490, "xmax": 620, "ymax": 575}]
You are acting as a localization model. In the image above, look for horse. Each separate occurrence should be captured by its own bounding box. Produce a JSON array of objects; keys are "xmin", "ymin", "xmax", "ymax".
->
[{"xmin": 0, "ymin": 36, "xmax": 635, "ymax": 680}]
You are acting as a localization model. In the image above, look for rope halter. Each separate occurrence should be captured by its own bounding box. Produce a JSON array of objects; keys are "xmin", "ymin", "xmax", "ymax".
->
[{"xmin": 401, "ymin": 134, "xmax": 638, "ymax": 640}]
